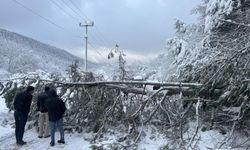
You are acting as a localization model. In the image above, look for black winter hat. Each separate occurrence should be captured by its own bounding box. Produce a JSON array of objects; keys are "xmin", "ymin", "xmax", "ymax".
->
[
  {"xmin": 45, "ymin": 86, "xmax": 50, "ymax": 92},
  {"xmin": 49, "ymin": 89, "xmax": 58, "ymax": 97},
  {"xmin": 26, "ymin": 86, "xmax": 35, "ymax": 92}
]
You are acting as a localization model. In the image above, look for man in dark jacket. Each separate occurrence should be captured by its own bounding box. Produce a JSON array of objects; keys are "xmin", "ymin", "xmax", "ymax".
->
[
  {"xmin": 13, "ymin": 86, "xmax": 35, "ymax": 146},
  {"xmin": 37, "ymin": 86, "xmax": 50, "ymax": 138},
  {"xmin": 46, "ymin": 89, "xmax": 66, "ymax": 146}
]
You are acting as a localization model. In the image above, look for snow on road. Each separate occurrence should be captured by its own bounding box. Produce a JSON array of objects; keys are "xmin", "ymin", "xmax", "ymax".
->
[
  {"xmin": 0, "ymin": 128, "xmax": 92, "ymax": 150},
  {"xmin": 0, "ymin": 96, "xmax": 93, "ymax": 150},
  {"xmin": 0, "ymin": 96, "xmax": 167, "ymax": 150}
]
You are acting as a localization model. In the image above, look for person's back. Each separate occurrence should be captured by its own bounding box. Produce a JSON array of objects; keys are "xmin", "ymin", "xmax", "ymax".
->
[
  {"xmin": 46, "ymin": 89, "xmax": 66, "ymax": 146},
  {"xmin": 46, "ymin": 93, "xmax": 66, "ymax": 122},
  {"xmin": 37, "ymin": 86, "xmax": 50, "ymax": 138},
  {"xmin": 14, "ymin": 90, "xmax": 32, "ymax": 115},
  {"xmin": 37, "ymin": 92, "xmax": 49, "ymax": 113},
  {"xmin": 13, "ymin": 86, "xmax": 34, "ymax": 146}
]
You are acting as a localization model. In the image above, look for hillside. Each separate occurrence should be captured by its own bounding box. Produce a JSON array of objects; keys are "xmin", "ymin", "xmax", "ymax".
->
[{"xmin": 0, "ymin": 28, "xmax": 97, "ymax": 74}]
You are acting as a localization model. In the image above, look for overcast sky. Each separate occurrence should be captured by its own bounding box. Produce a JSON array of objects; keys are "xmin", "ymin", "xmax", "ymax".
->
[{"xmin": 0, "ymin": 0, "xmax": 200, "ymax": 63}]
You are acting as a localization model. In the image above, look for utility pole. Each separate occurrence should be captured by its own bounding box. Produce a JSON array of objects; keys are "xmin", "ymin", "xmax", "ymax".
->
[{"xmin": 79, "ymin": 21, "xmax": 94, "ymax": 72}]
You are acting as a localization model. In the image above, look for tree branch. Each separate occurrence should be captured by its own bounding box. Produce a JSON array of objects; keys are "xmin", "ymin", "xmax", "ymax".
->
[{"xmin": 219, "ymin": 19, "xmax": 250, "ymax": 27}]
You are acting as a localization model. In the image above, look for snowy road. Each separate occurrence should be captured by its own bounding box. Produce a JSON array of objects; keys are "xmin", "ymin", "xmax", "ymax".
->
[
  {"xmin": 0, "ymin": 97, "xmax": 91, "ymax": 150},
  {"xmin": 0, "ymin": 128, "xmax": 92, "ymax": 150}
]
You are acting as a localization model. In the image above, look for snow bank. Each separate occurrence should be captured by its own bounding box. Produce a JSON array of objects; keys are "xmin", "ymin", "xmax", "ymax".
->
[{"xmin": 0, "ymin": 96, "xmax": 14, "ymax": 138}]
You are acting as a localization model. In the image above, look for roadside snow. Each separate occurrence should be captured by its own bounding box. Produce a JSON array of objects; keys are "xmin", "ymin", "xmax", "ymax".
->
[
  {"xmin": 0, "ymin": 128, "xmax": 92, "ymax": 150},
  {"xmin": 0, "ymin": 96, "xmax": 93, "ymax": 150},
  {"xmin": 0, "ymin": 96, "xmax": 14, "ymax": 138}
]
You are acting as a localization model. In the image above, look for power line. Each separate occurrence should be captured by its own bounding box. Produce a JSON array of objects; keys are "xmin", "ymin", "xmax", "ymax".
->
[
  {"xmin": 61, "ymin": 0, "xmax": 85, "ymax": 21},
  {"xmin": 14, "ymin": 0, "xmax": 116, "ymax": 66},
  {"xmin": 48, "ymin": 0, "xmax": 112, "ymax": 64},
  {"xmin": 65, "ymin": 0, "xmax": 112, "ymax": 46},
  {"xmin": 58, "ymin": 0, "xmax": 115, "ymax": 63},
  {"xmin": 12, "ymin": 0, "xmax": 82, "ymax": 39},
  {"xmin": 87, "ymin": 41, "xmax": 114, "ymax": 67},
  {"xmin": 51, "ymin": 0, "xmax": 111, "ymax": 56},
  {"xmin": 12, "ymin": 0, "xmax": 111, "ymax": 66},
  {"xmin": 67, "ymin": 0, "xmax": 90, "ymax": 21},
  {"xmin": 49, "ymin": 0, "xmax": 80, "ymax": 22},
  {"xmin": 12, "ymin": 0, "xmax": 65, "ymax": 31},
  {"xmin": 93, "ymin": 27, "xmax": 114, "ymax": 46},
  {"xmin": 66, "ymin": 0, "xmax": 114, "ymax": 46},
  {"xmin": 88, "ymin": 42, "xmax": 107, "ymax": 60}
]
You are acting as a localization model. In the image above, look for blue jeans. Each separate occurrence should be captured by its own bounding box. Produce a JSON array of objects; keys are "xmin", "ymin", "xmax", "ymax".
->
[
  {"xmin": 49, "ymin": 119, "xmax": 64, "ymax": 144},
  {"xmin": 14, "ymin": 111, "xmax": 28, "ymax": 143}
]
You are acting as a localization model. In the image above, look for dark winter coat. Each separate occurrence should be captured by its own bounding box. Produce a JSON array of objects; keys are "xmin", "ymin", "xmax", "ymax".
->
[
  {"xmin": 46, "ymin": 90, "xmax": 66, "ymax": 122},
  {"xmin": 37, "ymin": 92, "xmax": 49, "ymax": 113},
  {"xmin": 13, "ymin": 91, "xmax": 33, "ymax": 115}
]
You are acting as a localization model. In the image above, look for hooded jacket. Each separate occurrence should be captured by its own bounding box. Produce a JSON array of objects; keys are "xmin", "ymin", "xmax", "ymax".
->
[
  {"xmin": 13, "ymin": 89, "xmax": 33, "ymax": 115},
  {"xmin": 46, "ymin": 90, "xmax": 66, "ymax": 121}
]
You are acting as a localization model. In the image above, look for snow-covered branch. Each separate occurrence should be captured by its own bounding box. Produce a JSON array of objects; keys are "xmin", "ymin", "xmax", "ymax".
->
[
  {"xmin": 242, "ymin": 79, "xmax": 250, "ymax": 82},
  {"xmin": 61, "ymin": 81, "xmax": 203, "ymax": 88},
  {"xmin": 0, "ymin": 78, "xmax": 203, "ymax": 88},
  {"xmin": 218, "ymin": 19, "xmax": 250, "ymax": 27}
]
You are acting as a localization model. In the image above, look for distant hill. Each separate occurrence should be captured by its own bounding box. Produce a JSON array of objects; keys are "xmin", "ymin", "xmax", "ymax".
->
[{"xmin": 0, "ymin": 28, "xmax": 97, "ymax": 74}]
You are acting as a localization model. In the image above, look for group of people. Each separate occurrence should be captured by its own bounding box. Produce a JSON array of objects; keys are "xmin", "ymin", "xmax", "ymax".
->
[{"xmin": 13, "ymin": 85, "xmax": 66, "ymax": 147}]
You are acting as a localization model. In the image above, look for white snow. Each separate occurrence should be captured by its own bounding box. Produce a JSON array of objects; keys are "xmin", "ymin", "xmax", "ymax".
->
[
  {"xmin": 137, "ymin": 127, "xmax": 168, "ymax": 150},
  {"xmin": 0, "ymin": 95, "xmax": 172, "ymax": 150},
  {"xmin": 0, "ymin": 96, "xmax": 14, "ymax": 138},
  {"xmin": 0, "ymin": 28, "xmax": 101, "ymax": 74},
  {"xmin": 0, "ymin": 2, "xmax": 249, "ymax": 148},
  {"xmin": 0, "ymin": 96, "xmax": 93, "ymax": 150},
  {"xmin": 0, "ymin": 128, "xmax": 92, "ymax": 150},
  {"xmin": 204, "ymin": 0, "xmax": 239, "ymax": 32},
  {"xmin": 2, "ymin": 95, "xmax": 232, "ymax": 150},
  {"xmin": 197, "ymin": 130, "xmax": 226, "ymax": 149}
]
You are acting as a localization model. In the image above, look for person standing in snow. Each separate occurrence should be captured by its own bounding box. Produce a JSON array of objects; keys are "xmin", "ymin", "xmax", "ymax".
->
[
  {"xmin": 37, "ymin": 86, "xmax": 50, "ymax": 138},
  {"xmin": 13, "ymin": 86, "xmax": 35, "ymax": 146},
  {"xmin": 46, "ymin": 89, "xmax": 66, "ymax": 146}
]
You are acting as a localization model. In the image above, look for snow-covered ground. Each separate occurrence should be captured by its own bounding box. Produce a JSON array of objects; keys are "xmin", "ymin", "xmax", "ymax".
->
[
  {"xmin": 0, "ymin": 128, "xmax": 93, "ymax": 150},
  {"xmin": 0, "ymin": 96, "xmax": 94, "ymax": 150},
  {"xmin": 0, "ymin": 96, "xmax": 14, "ymax": 138},
  {"xmin": 0, "ymin": 96, "xmax": 168, "ymax": 150},
  {"xmin": 1, "ymin": 95, "xmax": 248, "ymax": 150}
]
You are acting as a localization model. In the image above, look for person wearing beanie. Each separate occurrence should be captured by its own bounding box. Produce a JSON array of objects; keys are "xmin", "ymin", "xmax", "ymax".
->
[
  {"xmin": 13, "ymin": 85, "xmax": 35, "ymax": 146},
  {"xmin": 37, "ymin": 86, "xmax": 50, "ymax": 138}
]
